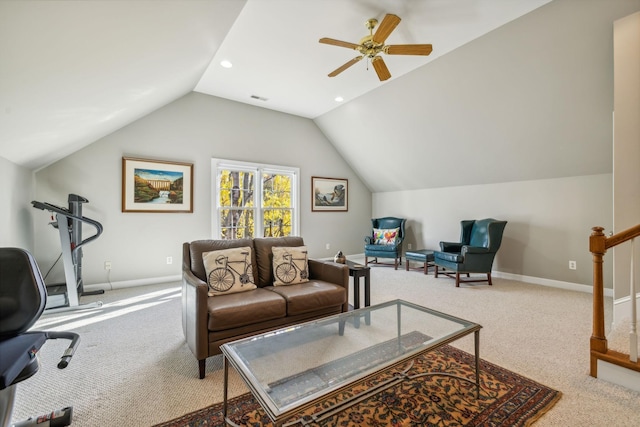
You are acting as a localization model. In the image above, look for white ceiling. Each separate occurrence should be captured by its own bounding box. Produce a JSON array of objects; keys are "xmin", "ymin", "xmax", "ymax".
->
[{"xmin": 0, "ymin": 0, "xmax": 551, "ymax": 170}]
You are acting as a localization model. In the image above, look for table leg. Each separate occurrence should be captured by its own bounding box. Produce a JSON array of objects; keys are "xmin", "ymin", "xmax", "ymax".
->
[
  {"xmin": 364, "ymin": 270, "xmax": 371, "ymax": 325},
  {"xmin": 364, "ymin": 270, "xmax": 370, "ymax": 307},
  {"xmin": 353, "ymin": 275, "xmax": 360, "ymax": 310},
  {"xmin": 352, "ymin": 274, "xmax": 361, "ymax": 328},
  {"xmin": 474, "ymin": 330, "xmax": 480, "ymax": 399},
  {"xmin": 223, "ymin": 355, "xmax": 229, "ymax": 424}
]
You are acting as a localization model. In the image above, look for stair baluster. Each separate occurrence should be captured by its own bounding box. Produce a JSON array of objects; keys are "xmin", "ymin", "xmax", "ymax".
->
[{"xmin": 630, "ymin": 238, "xmax": 638, "ymax": 363}]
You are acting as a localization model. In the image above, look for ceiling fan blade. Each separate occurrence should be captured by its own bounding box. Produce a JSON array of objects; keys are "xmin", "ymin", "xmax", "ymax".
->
[
  {"xmin": 372, "ymin": 14, "xmax": 401, "ymax": 44},
  {"xmin": 386, "ymin": 44, "xmax": 433, "ymax": 56},
  {"xmin": 328, "ymin": 56, "xmax": 363, "ymax": 77},
  {"xmin": 319, "ymin": 37, "xmax": 361, "ymax": 50},
  {"xmin": 371, "ymin": 56, "xmax": 391, "ymax": 81}
]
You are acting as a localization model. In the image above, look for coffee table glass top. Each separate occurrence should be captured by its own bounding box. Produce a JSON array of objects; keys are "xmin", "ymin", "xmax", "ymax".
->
[{"xmin": 221, "ymin": 299, "xmax": 480, "ymax": 421}]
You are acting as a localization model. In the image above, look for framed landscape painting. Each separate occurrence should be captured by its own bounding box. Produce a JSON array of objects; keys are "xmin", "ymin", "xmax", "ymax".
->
[
  {"xmin": 312, "ymin": 176, "xmax": 348, "ymax": 212},
  {"xmin": 122, "ymin": 157, "xmax": 193, "ymax": 213}
]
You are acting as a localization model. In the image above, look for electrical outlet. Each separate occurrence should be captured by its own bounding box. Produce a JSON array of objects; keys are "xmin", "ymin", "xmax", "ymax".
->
[
  {"xmin": 166, "ymin": 256, "xmax": 173, "ymax": 265},
  {"xmin": 407, "ymin": 243, "xmax": 412, "ymax": 250},
  {"xmin": 104, "ymin": 261, "xmax": 111, "ymax": 270},
  {"xmin": 569, "ymin": 260, "xmax": 576, "ymax": 270},
  {"xmin": 326, "ymin": 243, "xmax": 330, "ymax": 250}
]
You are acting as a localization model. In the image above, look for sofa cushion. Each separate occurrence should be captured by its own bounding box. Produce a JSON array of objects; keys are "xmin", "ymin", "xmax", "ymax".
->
[
  {"xmin": 203, "ymin": 247, "xmax": 257, "ymax": 296},
  {"xmin": 373, "ymin": 227, "xmax": 399, "ymax": 245},
  {"xmin": 253, "ymin": 236, "xmax": 305, "ymax": 287},
  {"xmin": 207, "ymin": 288, "xmax": 286, "ymax": 331},
  {"xmin": 189, "ymin": 238, "xmax": 257, "ymax": 283},
  {"xmin": 272, "ymin": 246, "xmax": 309, "ymax": 286},
  {"xmin": 266, "ymin": 281, "xmax": 345, "ymax": 316}
]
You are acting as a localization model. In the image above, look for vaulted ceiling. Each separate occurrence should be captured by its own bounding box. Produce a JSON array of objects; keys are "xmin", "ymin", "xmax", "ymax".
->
[{"xmin": 0, "ymin": 0, "xmax": 553, "ymax": 173}]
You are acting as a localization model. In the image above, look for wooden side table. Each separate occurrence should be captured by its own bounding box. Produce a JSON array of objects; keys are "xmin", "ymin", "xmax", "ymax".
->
[
  {"xmin": 344, "ymin": 260, "xmax": 371, "ymax": 326},
  {"xmin": 344, "ymin": 260, "xmax": 370, "ymax": 309}
]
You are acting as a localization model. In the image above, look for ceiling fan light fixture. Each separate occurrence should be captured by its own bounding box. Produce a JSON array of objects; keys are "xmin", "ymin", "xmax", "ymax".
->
[{"xmin": 319, "ymin": 13, "xmax": 432, "ymax": 81}]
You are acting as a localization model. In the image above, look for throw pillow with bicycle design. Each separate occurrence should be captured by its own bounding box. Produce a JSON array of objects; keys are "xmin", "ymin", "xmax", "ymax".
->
[
  {"xmin": 202, "ymin": 247, "xmax": 257, "ymax": 296},
  {"xmin": 272, "ymin": 246, "xmax": 309, "ymax": 286}
]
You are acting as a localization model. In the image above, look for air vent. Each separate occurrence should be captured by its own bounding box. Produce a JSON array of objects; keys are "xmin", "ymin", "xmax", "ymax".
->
[{"xmin": 250, "ymin": 95, "xmax": 268, "ymax": 102}]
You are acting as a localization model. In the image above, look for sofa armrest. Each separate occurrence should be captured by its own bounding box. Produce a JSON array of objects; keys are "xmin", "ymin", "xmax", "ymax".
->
[
  {"xmin": 182, "ymin": 251, "xmax": 209, "ymax": 366},
  {"xmin": 440, "ymin": 241, "xmax": 463, "ymax": 252},
  {"xmin": 308, "ymin": 259, "xmax": 350, "ymax": 312}
]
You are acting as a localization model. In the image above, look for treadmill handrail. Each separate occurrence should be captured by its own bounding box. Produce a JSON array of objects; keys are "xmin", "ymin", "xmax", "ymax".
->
[{"xmin": 31, "ymin": 201, "xmax": 103, "ymax": 250}]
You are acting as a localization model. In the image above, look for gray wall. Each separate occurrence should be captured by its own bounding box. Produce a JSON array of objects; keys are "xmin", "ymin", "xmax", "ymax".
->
[
  {"xmin": 314, "ymin": 0, "xmax": 640, "ymax": 288},
  {"xmin": 0, "ymin": 156, "xmax": 34, "ymax": 250},
  {"xmin": 315, "ymin": 0, "xmax": 640, "ymax": 193},
  {"xmin": 374, "ymin": 174, "xmax": 612, "ymax": 287},
  {"xmin": 16, "ymin": 0, "xmax": 639, "ymax": 293},
  {"xmin": 33, "ymin": 93, "xmax": 371, "ymax": 286}
]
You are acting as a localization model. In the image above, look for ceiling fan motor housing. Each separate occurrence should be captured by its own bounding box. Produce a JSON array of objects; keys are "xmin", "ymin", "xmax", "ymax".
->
[
  {"xmin": 319, "ymin": 13, "xmax": 432, "ymax": 81},
  {"xmin": 358, "ymin": 35, "xmax": 384, "ymax": 58}
]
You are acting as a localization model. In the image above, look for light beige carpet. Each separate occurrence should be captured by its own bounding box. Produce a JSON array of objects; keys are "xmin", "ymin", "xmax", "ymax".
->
[{"xmin": 10, "ymin": 262, "xmax": 640, "ymax": 426}]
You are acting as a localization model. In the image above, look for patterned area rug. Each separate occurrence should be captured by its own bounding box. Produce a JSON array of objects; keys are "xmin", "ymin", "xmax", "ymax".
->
[{"xmin": 155, "ymin": 345, "xmax": 561, "ymax": 427}]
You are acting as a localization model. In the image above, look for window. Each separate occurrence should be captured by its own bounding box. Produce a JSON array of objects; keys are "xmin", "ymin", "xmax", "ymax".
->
[{"xmin": 212, "ymin": 159, "xmax": 299, "ymax": 239}]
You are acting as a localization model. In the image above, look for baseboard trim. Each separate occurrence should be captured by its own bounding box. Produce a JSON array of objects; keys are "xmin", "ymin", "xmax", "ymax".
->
[
  {"xmin": 344, "ymin": 253, "xmax": 609, "ymax": 296},
  {"xmin": 492, "ymin": 271, "xmax": 613, "ymax": 297},
  {"xmin": 85, "ymin": 275, "xmax": 181, "ymax": 292},
  {"xmin": 83, "ymin": 265, "xmax": 609, "ymax": 298},
  {"xmin": 613, "ymin": 292, "xmax": 640, "ymax": 325},
  {"xmin": 597, "ymin": 359, "xmax": 640, "ymax": 392}
]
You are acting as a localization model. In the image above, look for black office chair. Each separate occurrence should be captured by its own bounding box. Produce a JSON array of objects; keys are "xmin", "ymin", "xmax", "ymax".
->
[{"xmin": 0, "ymin": 248, "xmax": 80, "ymax": 427}]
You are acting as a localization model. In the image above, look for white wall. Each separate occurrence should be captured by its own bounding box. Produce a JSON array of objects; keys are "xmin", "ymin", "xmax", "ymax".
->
[
  {"xmin": 373, "ymin": 173, "xmax": 613, "ymax": 287},
  {"xmin": 0, "ymin": 156, "xmax": 34, "ymax": 250},
  {"xmin": 33, "ymin": 93, "xmax": 371, "ymax": 286},
  {"xmin": 613, "ymin": 11, "xmax": 640, "ymax": 320}
]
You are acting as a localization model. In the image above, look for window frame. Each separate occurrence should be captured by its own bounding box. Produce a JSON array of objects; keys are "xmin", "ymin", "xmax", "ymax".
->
[{"xmin": 212, "ymin": 158, "xmax": 300, "ymax": 239}]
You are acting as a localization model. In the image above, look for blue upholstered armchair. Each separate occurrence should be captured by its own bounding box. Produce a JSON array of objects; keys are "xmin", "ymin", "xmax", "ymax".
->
[
  {"xmin": 364, "ymin": 217, "xmax": 406, "ymax": 269},
  {"xmin": 434, "ymin": 218, "xmax": 507, "ymax": 287}
]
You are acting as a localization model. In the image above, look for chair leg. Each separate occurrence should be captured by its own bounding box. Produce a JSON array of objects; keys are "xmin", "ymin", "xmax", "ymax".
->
[
  {"xmin": 423, "ymin": 261, "xmax": 428, "ymax": 275},
  {"xmin": 365, "ymin": 256, "xmax": 369, "ymax": 266},
  {"xmin": 488, "ymin": 273, "xmax": 492, "ymax": 285},
  {"xmin": 394, "ymin": 257, "xmax": 398, "ymax": 270},
  {"xmin": 456, "ymin": 272, "xmax": 460, "ymax": 287},
  {"xmin": 435, "ymin": 265, "xmax": 439, "ymax": 278},
  {"xmin": 405, "ymin": 259, "xmax": 409, "ymax": 271}
]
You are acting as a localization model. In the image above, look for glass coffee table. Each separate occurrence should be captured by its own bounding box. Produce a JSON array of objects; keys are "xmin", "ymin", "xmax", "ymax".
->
[{"xmin": 221, "ymin": 299, "xmax": 481, "ymax": 426}]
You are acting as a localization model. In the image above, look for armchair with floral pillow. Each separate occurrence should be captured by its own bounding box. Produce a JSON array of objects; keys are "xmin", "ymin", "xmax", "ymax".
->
[{"xmin": 364, "ymin": 217, "xmax": 406, "ymax": 269}]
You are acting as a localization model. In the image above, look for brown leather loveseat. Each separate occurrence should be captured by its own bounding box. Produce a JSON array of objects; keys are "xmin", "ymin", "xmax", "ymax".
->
[{"xmin": 182, "ymin": 236, "xmax": 349, "ymax": 378}]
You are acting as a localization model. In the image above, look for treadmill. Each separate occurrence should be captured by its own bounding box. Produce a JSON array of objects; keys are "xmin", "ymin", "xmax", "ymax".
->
[{"xmin": 32, "ymin": 194, "xmax": 104, "ymax": 312}]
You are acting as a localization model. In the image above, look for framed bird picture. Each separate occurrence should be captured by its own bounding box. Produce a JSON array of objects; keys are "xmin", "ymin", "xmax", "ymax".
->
[{"xmin": 311, "ymin": 177, "xmax": 348, "ymax": 212}]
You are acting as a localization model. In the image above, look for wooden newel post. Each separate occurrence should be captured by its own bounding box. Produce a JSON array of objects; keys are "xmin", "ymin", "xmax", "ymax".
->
[{"xmin": 589, "ymin": 226, "xmax": 608, "ymax": 377}]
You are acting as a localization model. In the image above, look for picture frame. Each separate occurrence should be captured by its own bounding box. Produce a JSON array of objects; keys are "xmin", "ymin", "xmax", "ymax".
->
[
  {"xmin": 311, "ymin": 176, "xmax": 348, "ymax": 212},
  {"xmin": 122, "ymin": 157, "xmax": 194, "ymax": 213}
]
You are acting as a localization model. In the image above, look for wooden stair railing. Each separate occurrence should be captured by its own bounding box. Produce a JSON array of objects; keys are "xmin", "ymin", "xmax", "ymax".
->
[{"xmin": 590, "ymin": 224, "xmax": 640, "ymax": 377}]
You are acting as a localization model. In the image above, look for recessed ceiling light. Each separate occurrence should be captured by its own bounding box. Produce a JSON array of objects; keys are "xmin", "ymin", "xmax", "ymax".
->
[
  {"xmin": 220, "ymin": 60, "xmax": 233, "ymax": 68},
  {"xmin": 335, "ymin": 96, "xmax": 344, "ymax": 102}
]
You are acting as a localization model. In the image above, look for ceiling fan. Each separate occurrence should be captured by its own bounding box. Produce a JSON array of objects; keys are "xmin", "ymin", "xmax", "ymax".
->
[{"xmin": 319, "ymin": 13, "xmax": 433, "ymax": 82}]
